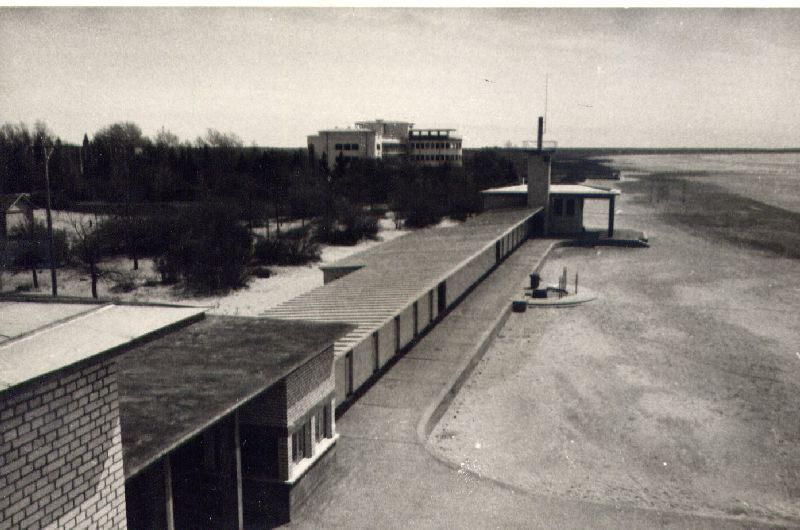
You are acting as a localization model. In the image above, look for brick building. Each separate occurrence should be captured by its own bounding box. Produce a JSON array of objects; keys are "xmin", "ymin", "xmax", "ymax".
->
[
  {"xmin": 120, "ymin": 315, "xmax": 349, "ymax": 528},
  {"xmin": 0, "ymin": 301, "xmax": 204, "ymax": 529},
  {"xmin": 0, "ymin": 300, "xmax": 349, "ymax": 529}
]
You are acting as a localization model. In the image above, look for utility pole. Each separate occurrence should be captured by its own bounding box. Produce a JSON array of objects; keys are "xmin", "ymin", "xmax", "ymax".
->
[
  {"xmin": 124, "ymin": 146, "xmax": 138, "ymax": 270},
  {"xmin": 43, "ymin": 143, "xmax": 57, "ymax": 296}
]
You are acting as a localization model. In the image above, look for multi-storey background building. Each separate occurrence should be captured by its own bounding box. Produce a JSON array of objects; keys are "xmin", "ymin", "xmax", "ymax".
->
[{"xmin": 307, "ymin": 119, "xmax": 462, "ymax": 168}]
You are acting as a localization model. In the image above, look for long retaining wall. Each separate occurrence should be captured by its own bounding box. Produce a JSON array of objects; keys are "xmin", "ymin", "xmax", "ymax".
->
[{"xmin": 263, "ymin": 208, "xmax": 540, "ymax": 411}]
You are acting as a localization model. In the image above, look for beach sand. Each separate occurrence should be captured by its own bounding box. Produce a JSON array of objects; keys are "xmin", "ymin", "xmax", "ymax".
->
[{"xmin": 432, "ymin": 156, "xmax": 800, "ymax": 525}]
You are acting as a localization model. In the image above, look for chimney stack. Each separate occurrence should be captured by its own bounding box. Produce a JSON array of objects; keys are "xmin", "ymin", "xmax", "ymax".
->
[{"xmin": 537, "ymin": 116, "xmax": 544, "ymax": 152}]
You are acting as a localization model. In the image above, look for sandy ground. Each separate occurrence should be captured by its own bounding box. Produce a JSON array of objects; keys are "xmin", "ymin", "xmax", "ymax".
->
[
  {"xmin": 1, "ymin": 216, "xmax": 466, "ymax": 316},
  {"xmin": 433, "ymin": 158, "xmax": 800, "ymax": 525}
]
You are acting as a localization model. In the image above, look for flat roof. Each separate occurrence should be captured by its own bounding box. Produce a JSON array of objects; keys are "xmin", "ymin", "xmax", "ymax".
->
[
  {"xmin": 314, "ymin": 129, "xmax": 374, "ymax": 135},
  {"xmin": 264, "ymin": 208, "xmax": 539, "ymax": 358},
  {"xmin": 0, "ymin": 301, "xmax": 93, "ymax": 344},
  {"xmin": 550, "ymin": 184, "xmax": 620, "ymax": 198},
  {"xmin": 117, "ymin": 316, "xmax": 351, "ymax": 478},
  {"xmin": 0, "ymin": 302, "xmax": 206, "ymax": 392},
  {"xmin": 480, "ymin": 183, "xmax": 620, "ymax": 199},
  {"xmin": 355, "ymin": 120, "xmax": 413, "ymax": 125}
]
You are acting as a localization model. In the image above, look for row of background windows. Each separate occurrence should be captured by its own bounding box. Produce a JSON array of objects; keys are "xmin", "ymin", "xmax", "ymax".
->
[
  {"xmin": 412, "ymin": 142, "xmax": 461, "ymax": 150},
  {"xmin": 415, "ymin": 154, "xmax": 461, "ymax": 161},
  {"xmin": 335, "ymin": 143, "xmax": 360, "ymax": 151}
]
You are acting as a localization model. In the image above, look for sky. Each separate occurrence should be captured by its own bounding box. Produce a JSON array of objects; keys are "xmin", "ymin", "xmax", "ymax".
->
[{"xmin": 1, "ymin": 8, "xmax": 799, "ymax": 148}]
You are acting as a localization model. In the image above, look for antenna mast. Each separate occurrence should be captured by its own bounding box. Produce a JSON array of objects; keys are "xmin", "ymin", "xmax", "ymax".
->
[{"xmin": 544, "ymin": 73, "xmax": 549, "ymax": 135}]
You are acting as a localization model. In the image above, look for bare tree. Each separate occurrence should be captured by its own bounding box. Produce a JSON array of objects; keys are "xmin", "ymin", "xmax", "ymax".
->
[
  {"xmin": 68, "ymin": 215, "xmax": 112, "ymax": 299},
  {"xmin": 154, "ymin": 127, "xmax": 181, "ymax": 148},
  {"xmin": 195, "ymin": 129, "xmax": 243, "ymax": 149}
]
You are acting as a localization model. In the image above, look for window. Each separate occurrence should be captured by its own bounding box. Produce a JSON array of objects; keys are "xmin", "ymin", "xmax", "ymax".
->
[
  {"xmin": 335, "ymin": 143, "xmax": 342, "ymax": 150},
  {"xmin": 394, "ymin": 315, "xmax": 401, "ymax": 353},
  {"xmin": 315, "ymin": 410, "xmax": 323, "ymax": 442},
  {"xmin": 553, "ymin": 198, "xmax": 564, "ymax": 216},
  {"xmin": 292, "ymin": 420, "xmax": 312, "ymax": 463},
  {"xmin": 377, "ymin": 144, "xmax": 381, "ymax": 150},
  {"xmin": 566, "ymin": 199, "xmax": 575, "ymax": 216},
  {"xmin": 350, "ymin": 143, "xmax": 359, "ymax": 150},
  {"xmin": 373, "ymin": 331, "xmax": 380, "ymax": 372},
  {"xmin": 323, "ymin": 404, "xmax": 332, "ymax": 438},
  {"xmin": 345, "ymin": 351, "xmax": 354, "ymax": 396}
]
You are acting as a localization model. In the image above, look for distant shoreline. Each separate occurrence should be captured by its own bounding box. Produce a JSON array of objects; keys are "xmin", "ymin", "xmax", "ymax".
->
[{"xmin": 486, "ymin": 147, "xmax": 800, "ymax": 157}]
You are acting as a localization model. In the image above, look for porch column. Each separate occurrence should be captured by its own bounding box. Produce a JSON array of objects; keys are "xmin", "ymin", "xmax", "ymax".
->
[
  {"xmin": 234, "ymin": 412, "xmax": 244, "ymax": 529},
  {"xmin": 219, "ymin": 414, "xmax": 244, "ymax": 529},
  {"xmin": 164, "ymin": 455, "xmax": 175, "ymax": 530},
  {"xmin": 229, "ymin": 410, "xmax": 244, "ymax": 530},
  {"xmin": 608, "ymin": 195, "xmax": 615, "ymax": 238}
]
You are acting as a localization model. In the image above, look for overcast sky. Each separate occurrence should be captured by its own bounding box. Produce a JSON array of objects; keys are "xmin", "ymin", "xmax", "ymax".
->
[{"xmin": 1, "ymin": 8, "xmax": 799, "ymax": 148}]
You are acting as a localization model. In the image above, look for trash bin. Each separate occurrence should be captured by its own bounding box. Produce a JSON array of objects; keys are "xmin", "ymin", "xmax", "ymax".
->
[{"xmin": 530, "ymin": 273, "xmax": 541, "ymax": 290}]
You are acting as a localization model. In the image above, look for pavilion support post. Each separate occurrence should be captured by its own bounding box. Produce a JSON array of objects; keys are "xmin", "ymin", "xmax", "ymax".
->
[
  {"xmin": 234, "ymin": 412, "xmax": 244, "ymax": 530},
  {"xmin": 164, "ymin": 455, "xmax": 175, "ymax": 530},
  {"xmin": 218, "ymin": 414, "xmax": 245, "ymax": 530},
  {"xmin": 608, "ymin": 196, "xmax": 615, "ymax": 238}
]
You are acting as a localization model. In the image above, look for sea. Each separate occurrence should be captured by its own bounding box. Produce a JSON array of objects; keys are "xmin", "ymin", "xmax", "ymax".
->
[{"xmin": 599, "ymin": 152, "xmax": 800, "ymax": 215}]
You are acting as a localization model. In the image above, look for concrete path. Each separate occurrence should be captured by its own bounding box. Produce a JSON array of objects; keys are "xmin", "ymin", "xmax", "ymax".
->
[{"xmin": 285, "ymin": 240, "xmax": 774, "ymax": 530}]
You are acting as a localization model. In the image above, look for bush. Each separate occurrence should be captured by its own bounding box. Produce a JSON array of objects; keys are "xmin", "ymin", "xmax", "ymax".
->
[
  {"xmin": 404, "ymin": 203, "xmax": 442, "ymax": 229},
  {"xmin": 9, "ymin": 221, "xmax": 70, "ymax": 267},
  {"xmin": 95, "ymin": 211, "xmax": 180, "ymax": 258},
  {"xmin": 253, "ymin": 226, "xmax": 320, "ymax": 266},
  {"xmin": 250, "ymin": 266, "xmax": 272, "ymax": 279},
  {"xmin": 110, "ymin": 276, "xmax": 137, "ymax": 293},
  {"xmin": 315, "ymin": 200, "xmax": 379, "ymax": 246},
  {"xmin": 156, "ymin": 201, "xmax": 252, "ymax": 293}
]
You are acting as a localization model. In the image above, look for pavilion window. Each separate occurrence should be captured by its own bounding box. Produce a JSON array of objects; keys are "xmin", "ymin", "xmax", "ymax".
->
[{"xmin": 553, "ymin": 198, "xmax": 563, "ymax": 216}]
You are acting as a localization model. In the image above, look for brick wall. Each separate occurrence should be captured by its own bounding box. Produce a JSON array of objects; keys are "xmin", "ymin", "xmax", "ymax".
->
[
  {"xmin": 286, "ymin": 347, "xmax": 334, "ymax": 423},
  {"xmin": 0, "ymin": 360, "xmax": 127, "ymax": 529},
  {"xmin": 239, "ymin": 347, "xmax": 334, "ymax": 428}
]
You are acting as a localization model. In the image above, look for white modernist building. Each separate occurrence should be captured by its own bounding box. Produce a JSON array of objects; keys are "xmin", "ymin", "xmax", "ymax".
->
[{"xmin": 307, "ymin": 119, "xmax": 462, "ymax": 168}]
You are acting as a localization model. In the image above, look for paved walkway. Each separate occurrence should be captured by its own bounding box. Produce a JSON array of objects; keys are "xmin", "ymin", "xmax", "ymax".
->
[{"xmin": 285, "ymin": 239, "xmax": 771, "ymax": 529}]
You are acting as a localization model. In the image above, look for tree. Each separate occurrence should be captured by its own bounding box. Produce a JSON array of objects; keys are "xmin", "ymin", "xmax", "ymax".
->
[
  {"xmin": 196, "ymin": 129, "xmax": 244, "ymax": 149},
  {"xmin": 81, "ymin": 134, "xmax": 89, "ymax": 176},
  {"xmin": 68, "ymin": 215, "xmax": 113, "ymax": 299},
  {"xmin": 154, "ymin": 127, "xmax": 181, "ymax": 148}
]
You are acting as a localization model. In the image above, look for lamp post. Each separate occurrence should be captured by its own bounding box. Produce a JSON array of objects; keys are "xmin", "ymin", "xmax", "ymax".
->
[{"xmin": 42, "ymin": 143, "xmax": 57, "ymax": 296}]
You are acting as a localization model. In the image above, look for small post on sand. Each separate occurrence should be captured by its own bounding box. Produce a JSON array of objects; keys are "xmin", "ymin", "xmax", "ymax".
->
[{"xmin": 575, "ymin": 272, "xmax": 579, "ymax": 295}]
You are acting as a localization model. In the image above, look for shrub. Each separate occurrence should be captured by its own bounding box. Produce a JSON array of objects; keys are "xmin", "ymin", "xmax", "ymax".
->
[
  {"xmin": 15, "ymin": 282, "xmax": 33, "ymax": 292},
  {"xmin": 96, "ymin": 211, "xmax": 180, "ymax": 258},
  {"xmin": 250, "ymin": 266, "xmax": 272, "ymax": 279},
  {"xmin": 315, "ymin": 200, "xmax": 379, "ymax": 246},
  {"xmin": 253, "ymin": 226, "xmax": 320, "ymax": 266},
  {"xmin": 156, "ymin": 201, "xmax": 252, "ymax": 293},
  {"xmin": 9, "ymin": 221, "xmax": 70, "ymax": 267},
  {"xmin": 404, "ymin": 202, "xmax": 442, "ymax": 228},
  {"xmin": 110, "ymin": 276, "xmax": 137, "ymax": 293}
]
